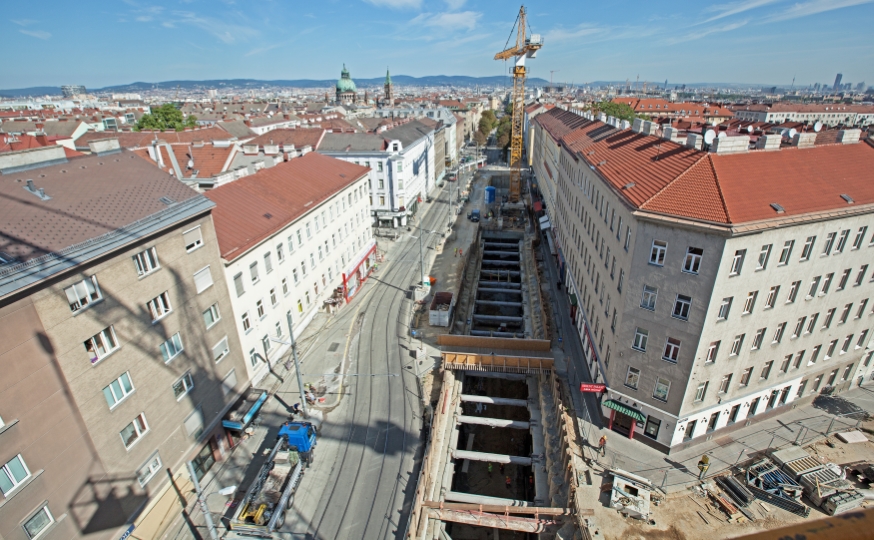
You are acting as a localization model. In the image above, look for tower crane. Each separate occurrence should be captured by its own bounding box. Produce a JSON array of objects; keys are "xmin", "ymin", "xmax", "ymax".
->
[{"xmin": 494, "ymin": 5, "xmax": 542, "ymax": 204}]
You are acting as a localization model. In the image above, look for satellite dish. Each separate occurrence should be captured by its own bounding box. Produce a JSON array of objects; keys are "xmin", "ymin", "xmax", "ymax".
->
[
  {"xmin": 788, "ymin": 128, "xmax": 798, "ymax": 139},
  {"xmin": 704, "ymin": 129, "xmax": 716, "ymax": 144},
  {"xmin": 746, "ymin": 125, "xmax": 754, "ymax": 134},
  {"xmin": 717, "ymin": 131, "xmax": 727, "ymax": 140},
  {"xmin": 814, "ymin": 121, "xmax": 823, "ymax": 132}
]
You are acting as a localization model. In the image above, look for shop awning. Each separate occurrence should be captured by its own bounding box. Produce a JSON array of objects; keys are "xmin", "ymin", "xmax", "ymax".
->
[
  {"xmin": 533, "ymin": 201, "xmax": 542, "ymax": 212},
  {"xmin": 569, "ymin": 294, "xmax": 578, "ymax": 306},
  {"xmin": 603, "ymin": 399, "xmax": 646, "ymax": 422}
]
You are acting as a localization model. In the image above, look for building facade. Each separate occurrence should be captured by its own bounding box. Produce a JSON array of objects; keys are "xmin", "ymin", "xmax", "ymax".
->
[
  {"xmin": 531, "ymin": 108, "xmax": 874, "ymax": 453},
  {"xmin": 206, "ymin": 153, "xmax": 374, "ymax": 385},
  {"xmin": 0, "ymin": 143, "xmax": 248, "ymax": 538},
  {"xmin": 733, "ymin": 103, "xmax": 874, "ymax": 127}
]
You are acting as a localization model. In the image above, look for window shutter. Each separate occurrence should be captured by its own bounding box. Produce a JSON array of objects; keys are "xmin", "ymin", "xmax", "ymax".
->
[
  {"xmin": 65, "ymin": 285, "xmax": 80, "ymax": 308},
  {"xmin": 183, "ymin": 227, "xmax": 202, "ymax": 250},
  {"xmin": 222, "ymin": 369, "xmax": 237, "ymax": 397},
  {"xmin": 193, "ymin": 267, "xmax": 212, "ymax": 293},
  {"xmin": 184, "ymin": 407, "xmax": 205, "ymax": 438}
]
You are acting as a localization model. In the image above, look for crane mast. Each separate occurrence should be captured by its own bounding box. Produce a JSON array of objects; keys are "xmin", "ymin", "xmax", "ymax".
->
[{"xmin": 494, "ymin": 5, "xmax": 542, "ymax": 204}]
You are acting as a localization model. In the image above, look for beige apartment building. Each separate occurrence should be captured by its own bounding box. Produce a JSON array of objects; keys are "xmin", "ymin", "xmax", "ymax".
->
[
  {"xmin": 531, "ymin": 108, "xmax": 874, "ymax": 453},
  {"xmin": 0, "ymin": 143, "xmax": 247, "ymax": 539}
]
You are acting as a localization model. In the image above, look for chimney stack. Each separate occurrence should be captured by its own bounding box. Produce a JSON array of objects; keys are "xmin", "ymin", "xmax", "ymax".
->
[
  {"xmin": 791, "ymin": 133, "xmax": 817, "ymax": 149},
  {"xmin": 686, "ymin": 133, "xmax": 702, "ymax": 150},
  {"xmin": 837, "ymin": 129, "xmax": 861, "ymax": 144},
  {"xmin": 631, "ymin": 118, "xmax": 643, "ymax": 133},
  {"xmin": 755, "ymin": 134, "xmax": 781, "ymax": 151},
  {"xmin": 711, "ymin": 135, "xmax": 750, "ymax": 155}
]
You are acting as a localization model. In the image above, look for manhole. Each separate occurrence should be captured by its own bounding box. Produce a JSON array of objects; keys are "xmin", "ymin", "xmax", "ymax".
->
[{"xmin": 327, "ymin": 342, "xmax": 340, "ymax": 352}]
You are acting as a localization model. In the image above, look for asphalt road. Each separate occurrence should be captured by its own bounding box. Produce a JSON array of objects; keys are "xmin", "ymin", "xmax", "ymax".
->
[{"xmin": 281, "ymin": 183, "xmax": 454, "ymax": 540}]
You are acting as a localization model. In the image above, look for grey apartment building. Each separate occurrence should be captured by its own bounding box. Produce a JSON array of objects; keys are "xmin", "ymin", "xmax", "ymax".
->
[
  {"xmin": 0, "ymin": 143, "xmax": 247, "ymax": 539},
  {"xmin": 531, "ymin": 108, "xmax": 874, "ymax": 453}
]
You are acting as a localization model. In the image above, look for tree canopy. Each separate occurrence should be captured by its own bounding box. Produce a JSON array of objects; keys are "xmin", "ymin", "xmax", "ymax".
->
[
  {"xmin": 135, "ymin": 104, "xmax": 197, "ymax": 132},
  {"xmin": 591, "ymin": 101, "xmax": 638, "ymax": 122}
]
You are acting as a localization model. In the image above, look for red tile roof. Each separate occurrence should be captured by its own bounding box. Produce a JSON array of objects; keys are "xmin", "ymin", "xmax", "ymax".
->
[
  {"xmin": 75, "ymin": 126, "xmax": 235, "ymax": 149},
  {"xmin": 205, "ymin": 152, "xmax": 369, "ymax": 260},
  {"xmin": 534, "ymin": 108, "xmax": 874, "ymax": 226},
  {"xmin": 247, "ymin": 128, "xmax": 325, "ymax": 150}
]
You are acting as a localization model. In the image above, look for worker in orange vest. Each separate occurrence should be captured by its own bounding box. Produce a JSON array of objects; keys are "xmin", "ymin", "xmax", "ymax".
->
[{"xmin": 598, "ymin": 434, "xmax": 607, "ymax": 457}]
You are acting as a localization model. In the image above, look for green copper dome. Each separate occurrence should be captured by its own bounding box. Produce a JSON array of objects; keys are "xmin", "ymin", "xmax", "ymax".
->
[{"xmin": 336, "ymin": 64, "xmax": 357, "ymax": 93}]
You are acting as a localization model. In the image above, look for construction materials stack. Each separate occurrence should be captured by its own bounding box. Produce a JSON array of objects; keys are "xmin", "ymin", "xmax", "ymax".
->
[
  {"xmin": 745, "ymin": 458, "xmax": 810, "ymax": 517},
  {"xmin": 771, "ymin": 447, "xmax": 863, "ymax": 515}
]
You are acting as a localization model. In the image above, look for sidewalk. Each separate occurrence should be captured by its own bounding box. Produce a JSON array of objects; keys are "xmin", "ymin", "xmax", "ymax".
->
[{"xmin": 536, "ymin": 232, "xmax": 874, "ymax": 494}]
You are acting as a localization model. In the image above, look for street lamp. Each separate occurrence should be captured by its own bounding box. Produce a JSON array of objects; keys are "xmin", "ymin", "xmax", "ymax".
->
[
  {"xmin": 186, "ymin": 462, "xmax": 224, "ymax": 540},
  {"xmin": 409, "ymin": 226, "xmax": 438, "ymax": 289},
  {"xmin": 264, "ymin": 311, "xmax": 309, "ymax": 416}
]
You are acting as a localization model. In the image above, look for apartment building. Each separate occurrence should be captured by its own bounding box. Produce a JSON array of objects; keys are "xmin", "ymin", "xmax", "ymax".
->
[
  {"xmin": 733, "ymin": 103, "xmax": 874, "ymax": 127},
  {"xmin": 318, "ymin": 119, "xmax": 436, "ymax": 228},
  {"xmin": 531, "ymin": 108, "xmax": 874, "ymax": 453},
  {"xmin": 0, "ymin": 142, "xmax": 248, "ymax": 539},
  {"xmin": 205, "ymin": 152, "xmax": 374, "ymax": 385}
]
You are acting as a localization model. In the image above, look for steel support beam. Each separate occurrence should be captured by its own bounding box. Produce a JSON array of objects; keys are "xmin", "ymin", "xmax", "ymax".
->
[
  {"xmin": 445, "ymin": 491, "xmax": 530, "ymax": 507},
  {"xmin": 460, "ymin": 394, "xmax": 529, "ymax": 407},
  {"xmin": 427, "ymin": 509, "xmax": 562, "ymax": 533},
  {"xmin": 458, "ymin": 415, "xmax": 530, "ymax": 429},
  {"xmin": 452, "ymin": 449, "xmax": 532, "ymax": 466}
]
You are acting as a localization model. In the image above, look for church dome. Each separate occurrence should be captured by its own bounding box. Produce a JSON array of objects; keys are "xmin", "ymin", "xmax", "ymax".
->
[{"xmin": 336, "ymin": 64, "xmax": 357, "ymax": 93}]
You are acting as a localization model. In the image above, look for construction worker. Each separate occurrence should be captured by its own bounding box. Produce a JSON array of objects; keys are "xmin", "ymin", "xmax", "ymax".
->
[
  {"xmin": 454, "ymin": 247, "xmax": 458, "ymax": 257},
  {"xmin": 505, "ymin": 476, "xmax": 512, "ymax": 489},
  {"xmin": 487, "ymin": 462, "xmax": 493, "ymax": 476},
  {"xmin": 598, "ymin": 434, "xmax": 608, "ymax": 457},
  {"xmin": 459, "ymin": 248, "xmax": 463, "ymax": 257}
]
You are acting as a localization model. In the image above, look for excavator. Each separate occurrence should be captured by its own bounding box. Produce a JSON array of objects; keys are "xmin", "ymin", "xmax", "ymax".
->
[{"xmin": 494, "ymin": 5, "xmax": 542, "ymax": 204}]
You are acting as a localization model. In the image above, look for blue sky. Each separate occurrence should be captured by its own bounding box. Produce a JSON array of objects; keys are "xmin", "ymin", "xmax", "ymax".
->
[{"xmin": 3, "ymin": 0, "xmax": 873, "ymax": 89}]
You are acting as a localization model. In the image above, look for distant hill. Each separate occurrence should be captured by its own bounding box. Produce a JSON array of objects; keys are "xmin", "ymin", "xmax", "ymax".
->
[{"xmin": 0, "ymin": 75, "xmax": 551, "ymax": 98}]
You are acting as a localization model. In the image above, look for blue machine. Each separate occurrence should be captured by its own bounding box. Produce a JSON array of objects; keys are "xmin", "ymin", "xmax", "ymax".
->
[
  {"xmin": 484, "ymin": 186, "xmax": 496, "ymax": 204},
  {"xmin": 279, "ymin": 421, "xmax": 318, "ymax": 463}
]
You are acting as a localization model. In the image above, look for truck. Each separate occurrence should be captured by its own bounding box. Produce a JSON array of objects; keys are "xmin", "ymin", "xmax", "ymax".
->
[{"xmin": 226, "ymin": 422, "xmax": 318, "ymax": 538}]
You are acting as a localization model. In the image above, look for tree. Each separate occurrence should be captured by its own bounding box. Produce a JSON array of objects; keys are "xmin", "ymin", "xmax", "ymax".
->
[
  {"xmin": 479, "ymin": 116, "xmax": 493, "ymax": 135},
  {"xmin": 473, "ymin": 131, "xmax": 487, "ymax": 147},
  {"xmin": 481, "ymin": 110, "xmax": 497, "ymax": 129},
  {"xmin": 135, "ymin": 104, "xmax": 198, "ymax": 132},
  {"xmin": 592, "ymin": 101, "xmax": 637, "ymax": 122}
]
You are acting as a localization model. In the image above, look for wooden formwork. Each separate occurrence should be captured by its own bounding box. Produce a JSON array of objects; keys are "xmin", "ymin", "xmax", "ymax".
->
[
  {"xmin": 442, "ymin": 352, "xmax": 553, "ymax": 374},
  {"xmin": 437, "ymin": 334, "xmax": 551, "ymax": 351}
]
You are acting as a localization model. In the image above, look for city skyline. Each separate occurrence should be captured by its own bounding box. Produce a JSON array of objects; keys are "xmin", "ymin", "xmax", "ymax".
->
[{"xmin": 3, "ymin": 0, "xmax": 873, "ymax": 89}]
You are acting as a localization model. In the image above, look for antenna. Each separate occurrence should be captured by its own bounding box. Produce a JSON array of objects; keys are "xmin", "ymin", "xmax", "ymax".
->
[
  {"xmin": 704, "ymin": 130, "xmax": 716, "ymax": 145},
  {"xmin": 814, "ymin": 121, "xmax": 823, "ymax": 132}
]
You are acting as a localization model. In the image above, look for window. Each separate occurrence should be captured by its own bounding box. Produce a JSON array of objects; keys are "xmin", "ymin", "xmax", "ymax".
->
[
  {"xmin": 787, "ymin": 281, "xmax": 801, "ymax": 303},
  {"xmin": 184, "ymin": 407, "xmax": 204, "ymax": 439},
  {"xmin": 761, "ymin": 361, "xmax": 773, "ymax": 380},
  {"xmin": 133, "ymin": 247, "xmax": 160, "ymax": 276},
  {"xmin": 827, "ymin": 369, "xmax": 839, "ymax": 386},
  {"xmin": 719, "ymin": 374, "xmax": 732, "ymax": 394},
  {"xmin": 773, "ymin": 322, "xmax": 787, "ymax": 343},
  {"xmin": 136, "ymin": 452, "xmax": 162, "ymax": 487},
  {"xmin": 632, "ymin": 328, "xmax": 649, "ymax": 351},
  {"xmin": 233, "ymin": 273, "xmax": 245, "ymax": 296},
  {"xmin": 618, "ymin": 269, "xmax": 624, "ymax": 292},
  {"xmin": 824, "ymin": 308, "xmax": 836, "ymax": 328},
  {"xmin": 822, "ymin": 232, "xmax": 836, "ymax": 255},
  {"xmin": 276, "ymin": 243, "xmax": 285, "ymax": 263},
  {"xmin": 841, "ymin": 335, "xmax": 854, "ymax": 354},
  {"xmin": 731, "ymin": 334, "xmax": 745, "ymax": 355},
  {"xmin": 718, "ymin": 297, "xmax": 733, "ymax": 320},
  {"xmin": 663, "ymin": 337, "xmax": 681, "ymax": 363},
  {"xmin": 800, "ymin": 236, "xmax": 816, "ymax": 260},
  {"xmin": 270, "ymin": 288, "xmax": 278, "ymax": 307},
  {"xmin": 625, "ymin": 367, "xmax": 640, "ymax": 390},
  {"xmin": 625, "ymin": 227, "xmax": 632, "ymax": 250},
  {"xmin": 120, "ymin": 413, "xmax": 149, "ymax": 449},
  {"xmin": 650, "ymin": 240, "xmax": 667, "ymax": 266},
  {"xmin": 183, "ymin": 226, "xmax": 203, "ymax": 252},
  {"xmin": 743, "ymin": 291, "xmax": 758, "ymax": 314},
  {"xmin": 806, "ymin": 313, "xmax": 819, "ymax": 334},
  {"xmin": 694, "ymin": 381, "xmax": 708, "ymax": 401},
  {"xmin": 765, "ymin": 286, "xmax": 779, "ymax": 308},
  {"xmin": 752, "ymin": 328, "xmax": 766, "ymax": 350},
  {"xmin": 103, "ymin": 372, "xmax": 134, "ymax": 409},
  {"xmin": 853, "ymin": 227, "xmax": 867, "ymax": 250},
  {"xmin": 256, "ymin": 299, "xmax": 265, "ymax": 318},
  {"xmin": 842, "ymin": 363, "xmax": 855, "ymax": 382},
  {"xmin": 740, "ymin": 367, "xmax": 753, "ymax": 386},
  {"xmin": 64, "ymin": 276, "xmax": 102, "ymax": 312},
  {"xmin": 288, "ymin": 234, "xmax": 296, "ymax": 253},
  {"xmin": 212, "ymin": 336, "xmax": 229, "ymax": 362},
  {"xmin": 644, "ymin": 416, "xmax": 661, "ymax": 439},
  {"xmin": 840, "ymin": 303, "xmax": 853, "ymax": 324},
  {"xmin": 793, "ymin": 317, "xmax": 806, "ymax": 338},
  {"xmin": 221, "ymin": 369, "xmax": 237, "ymax": 397},
  {"xmin": 857, "ymin": 300, "xmax": 868, "ymax": 319},
  {"xmin": 858, "ymin": 330, "xmax": 870, "ymax": 349},
  {"xmin": 780, "ymin": 354, "xmax": 792, "ymax": 373},
  {"xmin": 826, "ymin": 339, "xmax": 839, "ymax": 359},
  {"xmin": 146, "ymin": 291, "xmax": 172, "ymax": 321},
  {"xmin": 249, "ymin": 262, "xmax": 259, "ymax": 284},
  {"xmin": 640, "ymin": 285, "xmax": 658, "ymax": 311},
  {"xmin": 653, "ymin": 378, "xmax": 670, "ymax": 402},
  {"xmin": 172, "ymin": 372, "xmax": 195, "ymax": 400},
  {"xmin": 159, "ymin": 332, "xmax": 184, "ymax": 362},
  {"xmin": 821, "ymin": 273, "xmax": 834, "ymax": 294},
  {"xmin": 704, "ymin": 341, "xmax": 720, "ymax": 363},
  {"xmin": 22, "ymin": 505, "xmax": 54, "ymax": 539},
  {"xmin": 673, "ymin": 295, "xmax": 692, "ymax": 320},
  {"xmin": 793, "ymin": 351, "xmax": 805, "ymax": 369},
  {"xmin": 730, "ymin": 249, "xmax": 746, "ymax": 275},
  {"xmin": 202, "ymin": 303, "xmax": 220, "ymax": 329},
  {"xmin": 835, "ymin": 229, "xmax": 850, "ymax": 253},
  {"xmin": 84, "ymin": 326, "xmax": 119, "ymax": 363},
  {"xmin": 807, "ymin": 276, "xmax": 821, "ymax": 298},
  {"xmin": 757, "ymin": 244, "xmax": 772, "ymax": 270},
  {"xmin": 812, "ymin": 374, "xmax": 824, "ymax": 392},
  {"xmin": 306, "ymin": 222, "xmax": 312, "ymax": 238},
  {"xmin": 778, "ymin": 240, "xmax": 794, "ymax": 265},
  {"xmin": 838, "ymin": 269, "xmax": 851, "ymax": 290},
  {"xmin": 264, "ymin": 253, "xmax": 273, "ymax": 274},
  {"xmin": 193, "ymin": 266, "xmax": 213, "ymax": 293},
  {"xmin": 0, "ymin": 454, "xmax": 31, "ymax": 495},
  {"xmin": 856, "ymin": 265, "xmax": 868, "ymax": 286},
  {"xmin": 683, "ymin": 247, "xmax": 703, "ymax": 274}
]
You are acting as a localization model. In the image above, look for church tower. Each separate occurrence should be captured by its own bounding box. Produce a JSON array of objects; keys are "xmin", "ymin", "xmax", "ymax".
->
[{"xmin": 384, "ymin": 68, "xmax": 393, "ymax": 107}]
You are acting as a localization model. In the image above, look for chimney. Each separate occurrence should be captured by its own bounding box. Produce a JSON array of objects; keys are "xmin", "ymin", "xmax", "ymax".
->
[
  {"xmin": 598, "ymin": 113, "xmax": 607, "ymax": 122},
  {"xmin": 711, "ymin": 135, "xmax": 750, "ymax": 155},
  {"xmin": 755, "ymin": 134, "xmax": 781, "ymax": 151},
  {"xmin": 620, "ymin": 120, "xmax": 631, "ymax": 130},
  {"xmin": 631, "ymin": 118, "xmax": 643, "ymax": 133},
  {"xmin": 35, "ymin": 133, "xmax": 49, "ymax": 146},
  {"xmin": 686, "ymin": 133, "xmax": 702, "ymax": 150},
  {"xmin": 837, "ymin": 129, "xmax": 862, "ymax": 144},
  {"xmin": 641, "ymin": 121, "xmax": 658, "ymax": 136},
  {"xmin": 662, "ymin": 127, "xmax": 675, "ymax": 140},
  {"xmin": 791, "ymin": 132, "xmax": 817, "ymax": 149}
]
